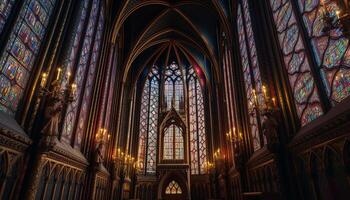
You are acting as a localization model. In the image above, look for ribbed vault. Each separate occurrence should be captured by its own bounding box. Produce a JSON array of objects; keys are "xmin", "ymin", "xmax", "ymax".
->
[{"xmin": 109, "ymin": 0, "xmax": 233, "ymax": 86}]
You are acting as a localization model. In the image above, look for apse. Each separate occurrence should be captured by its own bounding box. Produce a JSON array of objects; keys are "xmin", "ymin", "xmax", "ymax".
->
[{"xmin": 0, "ymin": 0, "xmax": 350, "ymax": 200}]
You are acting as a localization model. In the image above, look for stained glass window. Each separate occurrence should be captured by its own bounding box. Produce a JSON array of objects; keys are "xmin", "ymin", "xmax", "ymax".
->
[
  {"xmin": 0, "ymin": 0, "xmax": 16, "ymax": 34},
  {"xmin": 268, "ymin": 0, "xmax": 324, "ymax": 125},
  {"xmin": 0, "ymin": 0, "xmax": 56, "ymax": 115},
  {"xmin": 223, "ymin": 45, "xmax": 236, "ymax": 167},
  {"xmin": 237, "ymin": 1, "xmax": 265, "ymax": 151},
  {"xmin": 297, "ymin": 0, "xmax": 350, "ymax": 104},
  {"xmin": 163, "ymin": 62, "xmax": 184, "ymax": 111},
  {"xmin": 137, "ymin": 79, "xmax": 150, "ymax": 172},
  {"xmin": 75, "ymin": 7, "xmax": 104, "ymax": 148},
  {"xmin": 163, "ymin": 124, "xmax": 184, "ymax": 160},
  {"xmin": 165, "ymin": 180, "xmax": 182, "ymax": 194},
  {"xmin": 137, "ymin": 66, "xmax": 160, "ymax": 174},
  {"xmin": 137, "ymin": 63, "xmax": 208, "ymax": 175},
  {"xmin": 146, "ymin": 74, "xmax": 159, "ymax": 173},
  {"xmin": 62, "ymin": 0, "xmax": 100, "ymax": 144},
  {"xmin": 188, "ymin": 67, "xmax": 207, "ymax": 174}
]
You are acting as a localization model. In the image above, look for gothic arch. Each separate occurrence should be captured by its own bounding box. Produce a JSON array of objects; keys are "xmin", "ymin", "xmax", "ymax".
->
[{"xmin": 157, "ymin": 171, "xmax": 189, "ymax": 200}]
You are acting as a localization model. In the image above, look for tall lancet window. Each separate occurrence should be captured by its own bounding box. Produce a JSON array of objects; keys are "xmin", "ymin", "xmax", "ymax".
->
[
  {"xmin": 137, "ymin": 67, "xmax": 160, "ymax": 174},
  {"xmin": 61, "ymin": 0, "xmax": 102, "ymax": 144},
  {"xmin": 237, "ymin": 0, "xmax": 266, "ymax": 151},
  {"xmin": 188, "ymin": 67, "xmax": 207, "ymax": 174},
  {"xmin": 0, "ymin": 0, "xmax": 57, "ymax": 115},
  {"xmin": 268, "ymin": 0, "xmax": 325, "ymax": 126},
  {"xmin": 163, "ymin": 124, "xmax": 184, "ymax": 160},
  {"xmin": 137, "ymin": 62, "xmax": 208, "ymax": 175},
  {"xmin": 163, "ymin": 62, "xmax": 184, "ymax": 111}
]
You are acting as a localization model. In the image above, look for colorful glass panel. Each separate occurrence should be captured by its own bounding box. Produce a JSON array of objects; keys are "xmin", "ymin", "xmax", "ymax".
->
[
  {"xmin": 163, "ymin": 124, "xmax": 184, "ymax": 160},
  {"xmin": 188, "ymin": 67, "xmax": 208, "ymax": 174},
  {"xmin": 269, "ymin": 0, "xmax": 324, "ymax": 125},
  {"xmin": 62, "ymin": 0, "xmax": 100, "ymax": 143},
  {"xmin": 0, "ymin": 0, "xmax": 16, "ymax": 34},
  {"xmin": 163, "ymin": 125, "xmax": 174, "ymax": 160},
  {"xmin": 196, "ymin": 79, "xmax": 207, "ymax": 172},
  {"xmin": 237, "ymin": 4, "xmax": 261, "ymax": 151},
  {"xmin": 0, "ymin": 0, "xmax": 56, "ymax": 114},
  {"xmin": 163, "ymin": 62, "xmax": 184, "ymax": 111},
  {"xmin": 75, "ymin": 7, "xmax": 104, "ymax": 148},
  {"xmin": 146, "ymin": 75, "xmax": 159, "ymax": 173},
  {"xmin": 137, "ymin": 80, "xmax": 150, "ymax": 172},
  {"xmin": 138, "ymin": 63, "xmax": 207, "ymax": 174},
  {"xmin": 188, "ymin": 74, "xmax": 199, "ymax": 174},
  {"xmin": 165, "ymin": 181, "xmax": 182, "ymax": 194},
  {"xmin": 298, "ymin": 0, "xmax": 350, "ymax": 104}
]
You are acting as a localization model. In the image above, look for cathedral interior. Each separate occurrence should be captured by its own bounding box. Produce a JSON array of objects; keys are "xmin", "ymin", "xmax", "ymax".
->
[{"xmin": 1, "ymin": 0, "xmax": 350, "ymax": 199}]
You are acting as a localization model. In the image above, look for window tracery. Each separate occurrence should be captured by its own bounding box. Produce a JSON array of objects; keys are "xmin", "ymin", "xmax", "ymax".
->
[
  {"xmin": 163, "ymin": 124, "xmax": 184, "ymax": 160},
  {"xmin": 165, "ymin": 180, "xmax": 182, "ymax": 194},
  {"xmin": 268, "ymin": 0, "xmax": 325, "ymax": 126},
  {"xmin": 137, "ymin": 63, "xmax": 207, "ymax": 175},
  {"xmin": 61, "ymin": 0, "xmax": 102, "ymax": 144},
  {"xmin": 237, "ymin": 0, "xmax": 265, "ymax": 151}
]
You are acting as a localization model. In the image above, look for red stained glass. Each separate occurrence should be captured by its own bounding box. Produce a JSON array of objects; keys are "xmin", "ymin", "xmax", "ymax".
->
[{"xmin": 269, "ymin": 0, "xmax": 324, "ymax": 125}]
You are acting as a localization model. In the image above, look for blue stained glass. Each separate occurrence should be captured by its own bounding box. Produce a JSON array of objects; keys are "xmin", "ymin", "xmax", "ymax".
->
[
  {"xmin": 18, "ymin": 23, "xmax": 39, "ymax": 52},
  {"xmin": 11, "ymin": 39, "xmax": 33, "ymax": 67},
  {"xmin": 0, "ymin": 0, "xmax": 16, "ymax": 34},
  {"xmin": 29, "ymin": 1, "xmax": 48, "ymax": 24},
  {"xmin": 0, "ymin": 0, "xmax": 57, "ymax": 114},
  {"xmin": 25, "ymin": 9, "xmax": 45, "ymax": 38}
]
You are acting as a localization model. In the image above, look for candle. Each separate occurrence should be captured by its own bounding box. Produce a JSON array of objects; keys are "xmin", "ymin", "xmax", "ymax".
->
[
  {"xmin": 272, "ymin": 97, "xmax": 277, "ymax": 108},
  {"xmin": 108, "ymin": 134, "xmax": 111, "ymax": 140},
  {"xmin": 71, "ymin": 83, "xmax": 77, "ymax": 94},
  {"xmin": 66, "ymin": 71, "xmax": 71, "ymax": 82},
  {"xmin": 336, "ymin": 10, "xmax": 340, "ymax": 19},
  {"xmin": 56, "ymin": 68, "xmax": 62, "ymax": 80},
  {"xmin": 40, "ymin": 72, "xmax": 47, "ymax": 88},
  {"xmin": 262, "ymin": 85, "xmax": 267, "ymax": 98}
]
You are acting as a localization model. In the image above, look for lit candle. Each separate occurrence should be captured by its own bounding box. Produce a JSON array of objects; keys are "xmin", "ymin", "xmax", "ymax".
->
[
  {"xmin": 40, "ymin": 72, "xmax": 47, "ymax": 88},
  {"xmin": 336, "ymin": 10, "xmax": 341, "ymax": 19},
  {"xmin": 71, "ymin": 83, "xmax": 77, "ymax": 95},
  {"xmin": 107, "ymin": 134, "xmax": 111, "ymax": 140},
  {"xmin": 66, "ymin": 71, "xmax": 71, "ymax": 82},
  {"xmin": 272, "ymin": 97, "xmax": 277, "ymax": 108},
  {"xmin": 56, "ymin": 68, "xmax": 62, "ymax": 80},
  {"xmin": 262, "ymin": 85, "xmax": 267, "ymax": 99}
]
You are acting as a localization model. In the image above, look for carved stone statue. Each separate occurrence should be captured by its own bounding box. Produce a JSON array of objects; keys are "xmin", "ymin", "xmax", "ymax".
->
[
  {"xmin": 94, "ymin": 142, "xmax": 104, "ymax": 166},
  {"xmin": 262, "ymin": 110, "xmax": 279, "ymax": 150},
  {"xmin": 41, "ymin": 80, "xmax": 64, "ymax": 137}
]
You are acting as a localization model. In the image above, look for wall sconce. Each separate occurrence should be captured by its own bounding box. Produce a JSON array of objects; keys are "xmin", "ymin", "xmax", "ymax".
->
[
  {"xmin": 321, "ymin": 0, "xmax": 350, "ymax": 38},
  {"xmin": 251, "ymin": 85, "xmax": 279, "ymax": 115},
  {"xmin": 213, "ymin": 148, "xmax": 223, "ymax": 160},
  {"xmin": 204, "ymin": 161, "xmax": 214, "ymax": 173},
  {"xmin": 96, "ymin": 128, "xmax": 107, "ymax": 143}
]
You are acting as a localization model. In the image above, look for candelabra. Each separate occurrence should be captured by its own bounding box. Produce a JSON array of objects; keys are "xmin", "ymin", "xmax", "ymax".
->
[
  {"xmin": 39, "ymin": 67, "xmax": 77, "ymax": 149},
  {"xmin": 321, "ymin": 0, "xmax": 350, "ymax": 38},
  {"xmin": 112, "ymin": 148, "xmax": 137, "ymax": 178}
]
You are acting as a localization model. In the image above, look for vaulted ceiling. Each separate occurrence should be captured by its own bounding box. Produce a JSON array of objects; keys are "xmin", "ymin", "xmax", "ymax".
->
[{"xmin": 108, "ymin": 0, "xmax": 233, "ymax": 86}]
